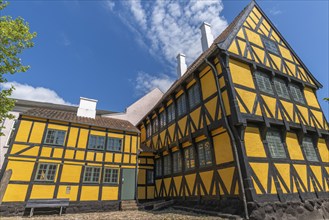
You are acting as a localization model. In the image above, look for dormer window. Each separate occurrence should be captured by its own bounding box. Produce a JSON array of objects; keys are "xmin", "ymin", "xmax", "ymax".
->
[
  {"xmin": 262, "ymin": 37, "xmax": 279, "ymax": 55},
  {"xmin": 255, "ymin": 71, "xmax": 274, "ymax": 95}
]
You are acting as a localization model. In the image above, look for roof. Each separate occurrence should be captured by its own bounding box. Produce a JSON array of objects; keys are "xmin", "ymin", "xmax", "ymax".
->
[
  {"xmin": 22, "ymin": 108, "xmax": 140, "ymax": 133},
  {"xmin": 14, "ymin": 99, "xmax": 115, "ymax": 115},
  {"xmin": 136, "ymin": 1, "xmax": 252, "ymax": 126}
]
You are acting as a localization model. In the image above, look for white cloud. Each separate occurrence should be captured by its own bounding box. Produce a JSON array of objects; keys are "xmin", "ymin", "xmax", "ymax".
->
[
  {"xmin": 119, "ymin": 0, "xmax": 227, "ymax": 65},
  {"xmin": 269, "ymin": 7, "xmax": 282, "ymax": 16},
  {"xmin": 108, "ymin": 1, "xmax": 228, "ymax": 95},
  {"xmin": 102, "ymin": 1, "xmax": 115, "ymax": 11},
  {"xmin": 59, "ymin": 32, "xmax": 71, "ymax": 46},
  {"xmin": 1, "ymin": 81, "xmax": 72, "ymax": 105},
  {"xmin": 134, "ymin": 72, "xmax": 175, "ymax": 95}
]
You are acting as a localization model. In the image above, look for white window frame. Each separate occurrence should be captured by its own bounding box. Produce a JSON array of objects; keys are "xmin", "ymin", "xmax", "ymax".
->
[
  {"xmin": 87, "ymin": 135, "xmax": 105, "ymax": 150},
  {"xmin": 44, "ymin": 129, "xmax": 66, "ymax": 146},
  {"xmin": 83, "ymin": 166, "xmax": 101, "ymax": 183},
  {"xmin": 106, "ymin": 137, "xmax": 122, "ymax": 152},
  {"xmin": 103, "ymin": 168, "xmax": 119, "ymax": 184},
  {"xmin": 35, "ymin": 163, "xmax": 58, "ymax": 182}
]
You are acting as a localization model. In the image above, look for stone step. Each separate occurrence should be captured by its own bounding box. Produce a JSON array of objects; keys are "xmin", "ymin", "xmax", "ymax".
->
[{"xmin": 121, "ymin": 200, "xmax": 140, "ymax": 211}]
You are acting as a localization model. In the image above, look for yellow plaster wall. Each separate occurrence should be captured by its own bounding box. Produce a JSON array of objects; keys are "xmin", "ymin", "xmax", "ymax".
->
[
  {"xmin": 2, "ymin": 184, "xmax": 28, "ymax": 202},
  {"xmin": 213, "ymin": 132, "xmax": 234, "ymax": 164},
  {"xmin": 29, "ymin": 122, "xmax": 46, "ymax": 143},
  {"xmin": 286, "ymin": 132, "xmax": 304, "ymax": 160},
  {"xmin": 102, "ymin": 186, "xmax": 119, "ymax": 200},
  {"xmin": 30, "ymin": 185, "xmax": 55, "ymax": 199},
  {"xmin": 80, "ymin": 186, "xmax": 99, "ymax": 201},
  {"xmin": 6, "ymin": 160, "xmax": 34, "ymax": 181},
  {"xmin": 229, "ymin": 59, "xmax": 255, "ymax": 88},
  {"xmin": 244, "ymin": 127, "xmax": 266, "ymax": 157},
  {"xmin": 61, "ymin": 164, "xmax": 81, "ymax": 183},
  {"xmin": 57, "ymin": 185, "xmax": 79, "ymax": 201},
  {"xmin": 15, "ymin": 120, "xmax": 32, "ymax": 142}
]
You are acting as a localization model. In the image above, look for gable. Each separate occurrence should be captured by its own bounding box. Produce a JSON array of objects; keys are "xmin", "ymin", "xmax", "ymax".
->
[{"xmin": 227, "ymin": 4, "xmax": 318, "ymax": 88}]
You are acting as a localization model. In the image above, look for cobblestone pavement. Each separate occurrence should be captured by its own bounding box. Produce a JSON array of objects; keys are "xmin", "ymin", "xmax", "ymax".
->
[{"xmin": 1, "ymin": 208, "xmax": 225, "ymax": 220}]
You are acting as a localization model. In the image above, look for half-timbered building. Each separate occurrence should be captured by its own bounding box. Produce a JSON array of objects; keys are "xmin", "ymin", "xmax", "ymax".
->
[
  {"xmin": 137, "ymin": 1, "xmax": 329, "ymax": 218},
  {"xmin": 0, "ymin": 98, "xmax": 140, "ymax": 215}
]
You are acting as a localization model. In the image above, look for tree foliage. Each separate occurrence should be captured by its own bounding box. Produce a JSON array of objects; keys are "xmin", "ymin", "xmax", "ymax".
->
[{"xmin": 0, "ymin": 0, "xmax": 36, "ymax": 135}]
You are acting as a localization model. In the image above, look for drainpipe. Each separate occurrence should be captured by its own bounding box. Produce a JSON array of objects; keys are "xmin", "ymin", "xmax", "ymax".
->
[
  {"xmin": 205, "ymin": 57, "xmax": 249, "ymax": 219},
  {"xmin": 136, "ymin": 147, "xmax": 141, "ymax": 204}
]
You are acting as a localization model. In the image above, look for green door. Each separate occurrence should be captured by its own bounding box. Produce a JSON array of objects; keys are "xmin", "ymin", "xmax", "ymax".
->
[{"xmin": 121, "ymin": 168, "xmax": 136, "ymax": 200}]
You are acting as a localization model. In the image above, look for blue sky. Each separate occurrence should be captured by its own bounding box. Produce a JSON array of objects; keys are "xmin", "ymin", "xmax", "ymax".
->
[{"xmin": 1, "ymin": 0, "xmax": 328, "ymax": 118}]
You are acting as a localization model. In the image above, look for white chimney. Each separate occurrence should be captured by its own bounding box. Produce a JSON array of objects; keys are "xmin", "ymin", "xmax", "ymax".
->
[
  {"xmin": 176, "ymin": 53, "xmax": 187, "ymax": 78},
  {"xmin": 77, "ymin": 97, "xmax": 97, "ymax": 119},
  {"xmin": 200, "ymin": 22, "xmax": 214, "ymax": 52}
]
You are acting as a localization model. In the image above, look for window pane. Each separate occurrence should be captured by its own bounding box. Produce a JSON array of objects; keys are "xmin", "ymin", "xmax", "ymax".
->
[
  {"xmin": 266, "ymin": 131, "xmax": 286, "ymax": 158},
  {"xmin": 88, "ymin": 135, "xmax": 105, "ymax": 150},
  {"xmin": 198, "ymin": 144, "xmax": 205, "ymax": 167},
  {"xmin": 188, "ymin": 84, "xmax": 201, "ymax": 109},
  {"xmin": 274, "ymin": 79, "xmax": 290, "ymax": 99},
  {"xmin": 147, "ymin": 170, "xmax": 154, "ymax": 184},
  {"xmin": 289, "ymin": 84, "xmax": 305, "ymax": 104},
  {"xmin": 104, "ymin": 168, "xmax": 119, "ymax": 183},
  {"xmin": 255, "ymin": 72, "xmax": 274, "ymax": 95},
  {"xmin": 155, "ymin": 159, "xmax": 162, "ymax": 177},
  {"xmin": 262, "ymin": 37, "xmax": 279, "ymax": 55},
  {"xmin": 302, "ymin": 137, "xmax": 318, "ymax": 162},
  {"xmin": 177, "ymin": 95, "xmax": 187, "ymax": 116},
  {"xmin": 107, "ymin": 138, "xmax": 122, "ymax": 151},
  {"xmin": 84, "ymin": 166, "xmax": 100, "ymax": 183},
  {"xmin": 45, "ymin": 129, "xmax": 66, "ymax": 145},
  {"xmin": 36, "ymin": 163, "xmax": 57, "ymax": 181},
  {"xmin": 173, "ymin": 151, "xmax": 182, "ymax": 173},
  {"xmin": 163, "ymin": 156, "xmax": 171, "ymax": 175}
]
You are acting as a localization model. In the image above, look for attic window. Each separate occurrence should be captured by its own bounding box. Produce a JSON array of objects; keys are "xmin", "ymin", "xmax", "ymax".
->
[{"xmin": 262, "ymin": 37, "xmax": 279, "ymax": 55}]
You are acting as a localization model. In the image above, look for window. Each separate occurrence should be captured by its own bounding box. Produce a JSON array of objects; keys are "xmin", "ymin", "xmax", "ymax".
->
[
  {"xmin": 255, "ymin": 71, "xmax": 274, "ymax": 95},
  {"xmin": 177, "ymin": 94, "xmax": 187, "ymax": 116},
  {"xmin": 152, "ymin": 118, "xmax": 158, "ymax": 133},
  {"xmin": 198, "ymin": 141, "xmax": 213, "ymax": 167},
  {"xmin": 173, "ymin": 151, "xmax": 182, "ymax": 173},
  {"xmin": 6, "ymin": 119, "xmax": 18, "ymax": 147},
  {"xmin": 289, "ymin": 84, "xmax": 305, "ymax": 104},
  {"xmin": 167, "ymin": 104, "xmax": 175, "ymax": 123},
  {"xmin": 163, "ymin": 156, "xmax": 171, "ymax": 175},
  {"xmin": 35, "ymin": 163, "xmax": 57, "ymax": 181},
  {"xmin": 83, "ymin": 166, "xmax": 101, "ymax": 183},
  {"xmin": 188, "ymin": 83, "xmax": 201, "ymax": 109},
  {"xmin": 274, "ymin": 78, "xmax": 290, "ymax": 99},
  {"xmin": 44, "ymin": 129, "xmax": 66, "ymax": 145},
  {"xmin": 147, "ymin": 123, "xmax": 152, "ymax": 138},
  {"xmin": 184, "ymin": 147, "xmax": 195, "ymax": 170},
  {"xmin": 147, "ymin": 170, "xmax": 154, "ymax": 184},
  {"xmin": 302, "ymin": 137, "xmax": 318, "ymax": 162},
  {"xmin": 155, "ymin": 159, "xmax": 162, "ymax": 177},
  {"xmin": 266, "ymin": 130, "xmax": 286, "ymax": 158},
  {"xmin": 107, "ymin": 137, "xmax": 122, "ymax": 152},
  {"xmin": 262, "ymin": 37, "xmax": 279, "ymax": 55},
  {"xmin": 159, "ymin": 112, "xmax": 166, "ymax": 128},
  {"xmin": 103, "ymin": 168, "xmax": 119, "ymax": 184},
  {"xmin": 88, "ymin": 135, "xmax": 105, "ymax": 150}
]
